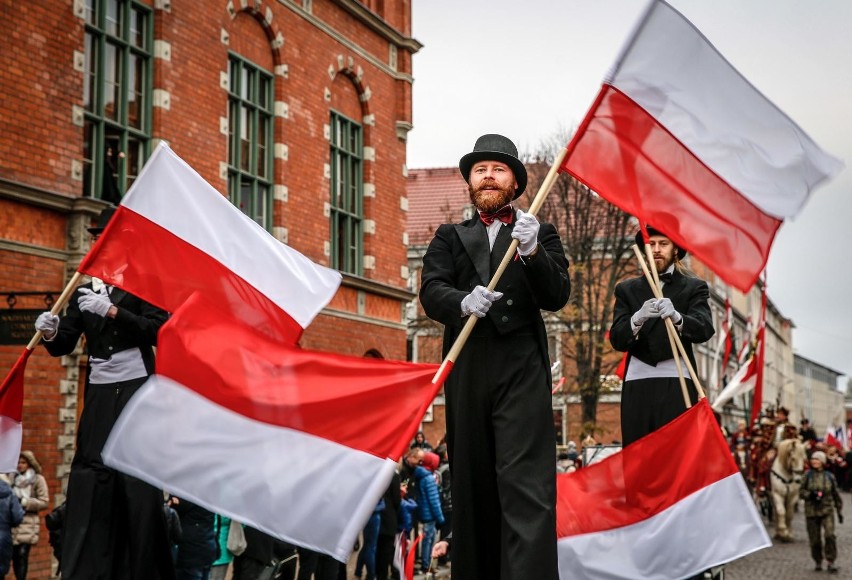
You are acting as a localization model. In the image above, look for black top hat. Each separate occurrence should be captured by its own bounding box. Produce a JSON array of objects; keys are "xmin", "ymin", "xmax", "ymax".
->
[
  {"xmin": 88, "ymin": 207, "xmax": 116, "ymax": 235},
  {"xmin": 458, "ymin": 134, "xmax": 527, "ymax": 199},
  {"xmin": 634, "ymin": 226, "xmax": 687, "ymax": 260}
]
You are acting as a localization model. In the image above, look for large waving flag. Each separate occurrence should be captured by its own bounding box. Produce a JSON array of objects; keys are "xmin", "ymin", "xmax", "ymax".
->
[
  {"xmin": 104, "ymin": 296, "xmax": 440, "ymax": 561},
  {"xmin": 556, "ymin": 399, "xmax": 770, "ymax": 579},
  {"xmin": 560, "ymin": 0, "xmax": 842, "ymax": 292},
  {"xmin": 78, "ymin": 143, "xmax": 341, "ymax": 343},
  {"xmin": 78, "ymin": 143, "xmax": 441, "ymax": 560}
]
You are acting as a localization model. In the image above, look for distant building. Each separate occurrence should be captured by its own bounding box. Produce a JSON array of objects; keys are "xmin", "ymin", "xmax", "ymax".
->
[{"xmin": 794, "ymin": 354, "xmax": 845, "ymax": 436}]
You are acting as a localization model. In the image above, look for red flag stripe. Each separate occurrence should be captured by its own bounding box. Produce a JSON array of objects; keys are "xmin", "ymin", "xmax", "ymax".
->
[
  {"xmin": 557, "ymin": 399, "xmax": 737, "ymax": 536},
  {"xmin": 157, "ymin": 296, "xmax": 441, "ymax": 459},
  {"xmin": 562, "ymin": 85, "xmax": 780, "ymax": 292}
]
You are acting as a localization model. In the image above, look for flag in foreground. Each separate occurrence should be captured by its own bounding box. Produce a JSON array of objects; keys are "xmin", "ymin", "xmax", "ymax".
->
[
  {"xmin": 556, "ymin": 398, "xmax": 770, "ymax": 579},
  {"xmin": 560, "ymin": 0, "xmax": 842, "ymax": 292},
  {"xmin": 0, "ymin": 349, "xmax": 30, "ymax": 471},
  {"xmin": 79, "ymin": 143, "xmax": 341, "ymax": 344},
  {"xmin": 103, "ymin": 299, "xmax": 440, "ymax": 561}
]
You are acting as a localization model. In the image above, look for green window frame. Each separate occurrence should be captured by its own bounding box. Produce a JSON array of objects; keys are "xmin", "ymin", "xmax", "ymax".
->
[
  {"xmin": 227, "ymin": 54, "xmax": 274, "ymax": 229},
  {"xmin": 329, "ymin": 111, "xmax": 363, "ymax": 275},
  {"xmin": 82, "ymin": 0, "xmax": 152, "ymax": 201}
]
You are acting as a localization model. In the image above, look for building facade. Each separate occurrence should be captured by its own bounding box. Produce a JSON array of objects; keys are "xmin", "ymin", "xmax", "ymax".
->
[{"xmin": 1, "ymin": 1, "xmax": 419, "ymax": 574}]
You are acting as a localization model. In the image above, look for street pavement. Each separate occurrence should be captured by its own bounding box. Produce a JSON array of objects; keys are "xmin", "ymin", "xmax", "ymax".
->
[
  {"xmin": 406, "ymin": 492, "xmax": 852, "ymax": 579},
  {"xmin": 725, "ymin": 492, "xmax": 851, "ymax": 579}
]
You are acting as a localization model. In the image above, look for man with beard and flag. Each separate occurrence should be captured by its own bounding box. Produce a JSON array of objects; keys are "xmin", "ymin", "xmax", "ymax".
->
[
  {"xmin": 610, "ymin": 226, "xmax": 715, "ymax": 446},
  {"xmin": 419, "ymin": 133, "xmax": 571, "ymax": 579}
]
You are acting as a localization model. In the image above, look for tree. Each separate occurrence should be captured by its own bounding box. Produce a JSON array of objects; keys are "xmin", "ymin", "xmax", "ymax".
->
[{"xmin": 520, "ymin": 131, "xmax": 638, "ymax": 429}]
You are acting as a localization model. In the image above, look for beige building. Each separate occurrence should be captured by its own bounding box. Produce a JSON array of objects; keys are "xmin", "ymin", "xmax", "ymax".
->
[{"xmin": 795, "ymin": 354, "xmax": 845, "ymax": 435}]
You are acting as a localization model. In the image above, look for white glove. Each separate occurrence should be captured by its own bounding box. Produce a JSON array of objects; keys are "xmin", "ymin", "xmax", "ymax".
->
[
  {"xmin": 461, "ymin": 285, "xmax": 503, "ymax": 318},
  {"xmin": 656, "ymin": 297, "xmax": 682, "ymax": 324},
  {"xmin": 78, "ymin": 287, "xmax": 112, "ymax": 318},
  {"xmin": 511, "ymin": 210, "xmax": 540, "ymax": 256},
  {"xmin": 631, "ymin": 298, "xmax": 660, "ymax": 327},
  {"xmin": 35, "ymin": 312, "xmax": 60, "ymax": 339}
]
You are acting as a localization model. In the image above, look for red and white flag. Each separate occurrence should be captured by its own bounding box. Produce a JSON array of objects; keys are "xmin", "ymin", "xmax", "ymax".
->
[
  {"xmin": 0, "ymin": 349, "xmax": 29, "ymax": 471},
  {"xmin": 556, "ymin": 399, "xmax": 770, "ymax": 579},
  {"xmin": 79, "ymin": 143, "xmax": 341, "ymax": 344},
  {"xmin": 710, "ymin": 325, "xmax": 763, "ymax": 413},
  {"xmin": 104, "ymin": 297, "xmax": 439, "ymax": 561},
  {"xmin": 561, "ymin": 0, "xmax": 842, "ymax": 292},
  {"xmin": 79, "ymin": 144, "xmax": 441, "ymax": 560}
]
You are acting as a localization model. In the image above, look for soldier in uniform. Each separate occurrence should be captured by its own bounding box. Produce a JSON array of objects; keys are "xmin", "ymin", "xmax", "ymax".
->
[{"xmin": 800, "ymin": 451, "xmax": 844, "ymax": 574}]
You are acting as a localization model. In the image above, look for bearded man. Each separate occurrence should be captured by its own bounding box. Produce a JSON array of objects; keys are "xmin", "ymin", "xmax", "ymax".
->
[
  {"xmin": 610, "ymin": 226, "xmax": 714, "ymax": 447},
  {"xmin": 419, "ymin": 134, "xmax": 570, "ymax": 579}
]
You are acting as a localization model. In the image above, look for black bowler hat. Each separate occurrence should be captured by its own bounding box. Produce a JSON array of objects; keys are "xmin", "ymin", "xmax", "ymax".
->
[
  {"xmin": 458, "ymin": 134, "xmax": 527, "ymax": 199},
  {"xmin": 635, "ymin": 226, "xmax": 687, "ymax": 260},
  {"xmin": 88, "ymin": 207, "xmax": 116, "ymax": 235}
]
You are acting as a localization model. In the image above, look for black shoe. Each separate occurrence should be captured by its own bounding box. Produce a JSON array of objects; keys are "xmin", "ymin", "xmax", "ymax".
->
[
  {"xmin": 827, "ymin": 563, "xmax": 838, "ymax": 574},
  {"xmin": 815, "ymin": 562, "xmax": 822, "ymax": 571}
]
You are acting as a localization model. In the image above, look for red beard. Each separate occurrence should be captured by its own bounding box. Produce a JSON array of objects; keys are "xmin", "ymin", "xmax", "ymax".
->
[{"xmin": 469, "ymin": 180, "xmax": 514, "ymax": 213}]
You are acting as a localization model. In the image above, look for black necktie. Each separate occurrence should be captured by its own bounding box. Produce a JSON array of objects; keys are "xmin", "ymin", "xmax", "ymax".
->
[
  {"xmin": 479, "ymin": 205, "xmax": 514, "ymax": 226},
  {"xmin": 659, "ymin": 272, "xmax": 673, "ymax": 284}
]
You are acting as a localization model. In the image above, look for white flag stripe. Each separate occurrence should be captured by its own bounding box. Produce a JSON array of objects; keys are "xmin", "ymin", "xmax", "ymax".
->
[
  {"xmin": 121, "ymin": 144, "xmax": 341, "ymax": 329},
  {"xmin": 557, "ymin": 473, "xmax": 770, "ymax": 580},
  {"xmin": 609, "ymin": 1, "xmax": 842, "ymax": 219},
  {"xmin": 103, "ymin": 376, "xmax": 393, "ymax": 561},
  {"xmin": 0, "ymin": 418, "xmax": 22, "ymax": 472}
]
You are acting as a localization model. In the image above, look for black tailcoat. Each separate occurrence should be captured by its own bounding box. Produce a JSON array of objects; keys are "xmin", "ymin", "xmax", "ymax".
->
[{"xmin": 420, "ymin": 216, "xmax": 570, "ymax": 579}]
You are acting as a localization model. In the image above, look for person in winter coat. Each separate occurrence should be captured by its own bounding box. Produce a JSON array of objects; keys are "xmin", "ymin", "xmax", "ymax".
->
[
  {"xmin": 9, "ymin": 451, "xmax": 49, "ymax": 580},
  {"xmin": 405, "ymin": 449, "xmax": 443, "ymax": 573},
  {"xmin": 171, "ymin": 498, "xmax": 218, "ymax": 580},
  {"xmin": 0, "ymin": 478, "xmax": 25, "ymax": 578}
]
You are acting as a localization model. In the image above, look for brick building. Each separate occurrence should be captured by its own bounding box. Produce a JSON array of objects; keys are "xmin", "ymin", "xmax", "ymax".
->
[{"xmin": 1, "ymin": 1, "xmax": 419, "ymax": 575}]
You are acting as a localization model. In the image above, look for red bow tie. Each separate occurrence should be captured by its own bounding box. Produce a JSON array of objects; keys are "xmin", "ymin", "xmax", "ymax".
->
[{"xmin": 479, "ymin": 205, "xmax": 514, "ymax": 226}]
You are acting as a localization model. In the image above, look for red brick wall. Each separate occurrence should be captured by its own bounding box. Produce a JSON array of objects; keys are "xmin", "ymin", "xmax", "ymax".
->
[{"xmin": 3, "ymin": 2, "xmax": 417, "ymax": 576}]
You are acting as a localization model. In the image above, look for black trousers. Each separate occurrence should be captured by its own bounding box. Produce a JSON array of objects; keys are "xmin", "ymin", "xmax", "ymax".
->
[
  {"xmin": 445, "ymin": 331, "xmax": 558, "ymax": 580},
  {"xmin": 60, "ymin": 378, "xmax": 175, "ymax": 580},
  {"xmin": 620, "ymin": 376, "xmax": 700, "ymax": 447}
]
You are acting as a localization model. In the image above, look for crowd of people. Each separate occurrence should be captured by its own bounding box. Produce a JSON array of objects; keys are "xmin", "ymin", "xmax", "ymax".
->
[{"xmin": 725, "ymin": 407, "xmax": 848, "ymax": 574}]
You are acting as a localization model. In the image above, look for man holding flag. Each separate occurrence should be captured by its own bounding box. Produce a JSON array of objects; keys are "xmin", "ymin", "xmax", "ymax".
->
[
  {"xmin": 420, "ymin": 133, "xmax": 571, "ymax": 579},
  {"xmin": 610, "ymin": 226, "xmax": 714, "ymax": 446},
  {"xmin": 33, "ymin": 207, "xmax": 175, "ymax": 580}
]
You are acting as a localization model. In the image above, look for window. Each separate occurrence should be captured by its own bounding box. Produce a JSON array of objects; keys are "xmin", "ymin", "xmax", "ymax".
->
[
  {"xmin": 329, "ymin": 111, "xmax": 363, "ymax": 274},
  {"xmin": 82, "ymin": 0, "xmax": 152, "ymax": 201},
  {"xmin": 227, "ymin": 54, "xmax": 274, "ymax": 228}
]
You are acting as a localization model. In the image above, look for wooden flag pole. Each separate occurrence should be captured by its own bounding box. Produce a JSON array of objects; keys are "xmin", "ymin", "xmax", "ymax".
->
[
  {"xmin": 632, "ymin": 244, "xmax": 706, "ymax": 404},
  {"xmin": 25, "ymin": 271, "xmax": 84, "ymax": 350},
  {"xmin": 431, "ymin": 146, "xmax": 569, "ymax": 386}
]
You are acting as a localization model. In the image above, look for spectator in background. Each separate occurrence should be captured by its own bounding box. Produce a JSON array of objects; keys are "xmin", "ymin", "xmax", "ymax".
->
[
  {"xmin": 171, "ymin": 498, "xmax": 217, "ymax": 580},
  {"xmin": 0, "ymin": 477, "xmax": 24, "ymax": 579},
  {"xmin": 434, "ymin": 444, "xmax": 452, "ymax": 568},
  {"xmin": 233, "ymin": 526, "xmax": 296, "ymax": 580},
  {"xmin": 375, "ymin": 470, "xmax": 401, "ymax": 580},
  {"xmin": 209, "ymin": 514, "xmax": 233, "ymax": 580},
  {"xmin": 409, "ymin": 431, "xmax": 433, "ymax": 453},
  {"xmin": 405, "ymin": 449, "xmax": 443, "ymax": 574},
  {"xmin": 800, "ymin": 418, "xmax": 818, "ymax": 444},
  {"xmin": 9, "ymin": 451, "xmax": 49, "ymax": 580}
]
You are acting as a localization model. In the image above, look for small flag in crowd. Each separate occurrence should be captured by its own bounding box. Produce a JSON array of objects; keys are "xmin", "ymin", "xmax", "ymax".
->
[
  {"xmin": 0, "ymin": 349, "xmax": 30, "ymax": 471},
  {"xmin": 556, "ymin": 398, "xmax": 770, "ymax": 579},
  {"xmin": 561, "ymin": 0, "xmax": 842, "ymax": 292}
]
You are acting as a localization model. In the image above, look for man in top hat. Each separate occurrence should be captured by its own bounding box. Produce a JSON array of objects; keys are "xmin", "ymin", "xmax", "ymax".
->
[
  {"xmin": 419, "ymin": 134, "xmax": 570, "ymax": 579},
  {"xmin": 609, "ymin": 226, "xmax": 714, "ymax": 446},
  {"xmin": 33, "ymin": 207, "xmax": 175, "ymax": 579}
]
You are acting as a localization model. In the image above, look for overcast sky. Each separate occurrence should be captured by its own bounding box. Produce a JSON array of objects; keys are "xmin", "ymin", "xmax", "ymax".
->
[{"xmin": 407, "ymin": 0, "xmax": 852, "ymax": 383}]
